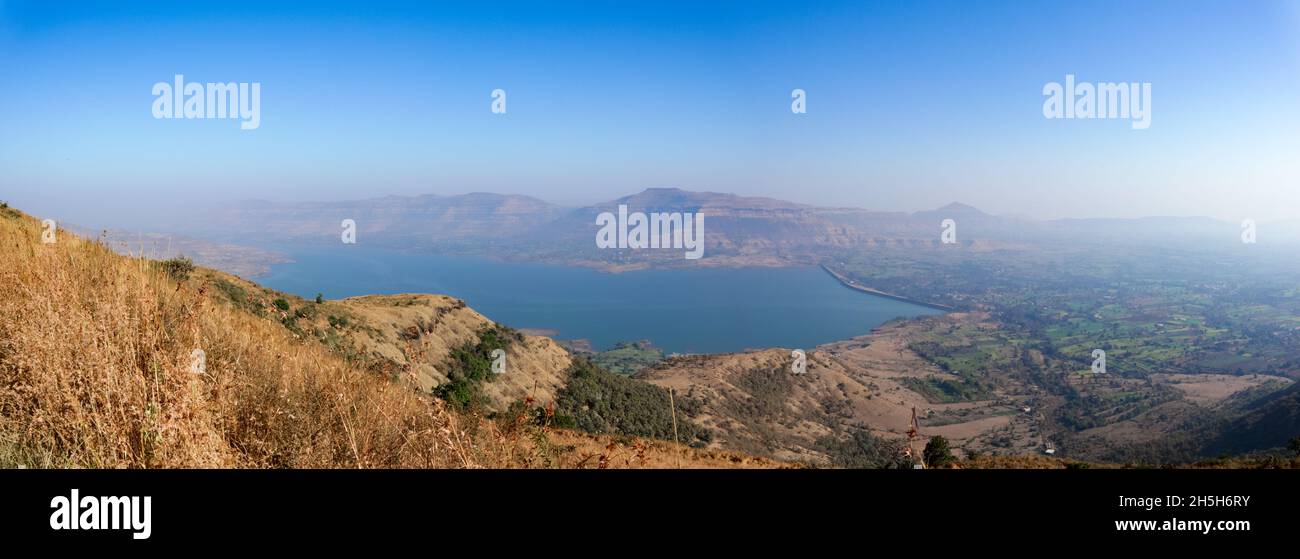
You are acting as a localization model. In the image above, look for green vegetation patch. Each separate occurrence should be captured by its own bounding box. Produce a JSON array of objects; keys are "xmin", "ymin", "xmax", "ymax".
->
[
  {"xmin": 554, "ymin": 358, "xmax": 711, "ymax": 446},
  {"xmin": 589, "ymin": 341, "xmax": 665, "ymax": 375},
  {"xmin": 212, "ymin": 278, "xmax": 263, "ymax": 316},
  {"xmin": 816, "ymin": 428, "xmax": 912, "ymax": 469},
  {"xmin": 434, "ymin": 325, "xmax": 521, "ymax": 412},
  {"xmin": 901, "ymin": 376, "xmax": 990, "ymax": 404}
]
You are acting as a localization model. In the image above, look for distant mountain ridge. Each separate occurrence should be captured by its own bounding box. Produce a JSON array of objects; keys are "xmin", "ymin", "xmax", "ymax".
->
[
  {"xmin": 169, "ymin": 187, "xmax": 1272, "ymax": 271},
  {"xmin": 195, "ymin": 192, "xmax": 565, "ymax": 243}
]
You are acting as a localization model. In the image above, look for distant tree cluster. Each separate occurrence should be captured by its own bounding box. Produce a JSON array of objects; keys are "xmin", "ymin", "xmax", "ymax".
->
[
  {"xmin": 554, "ymin": 358, "xmax": 711, "ymax": 446},
  {"xmin": 817, "ymin": 429, "xmax": 912, "ymax": 469},
  {"xmin": 588, "ymin": 341, "xmax": 665, "ymax": 375}
]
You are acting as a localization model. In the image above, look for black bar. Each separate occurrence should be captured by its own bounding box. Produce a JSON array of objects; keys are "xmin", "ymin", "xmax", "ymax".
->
[{"xmin": 1, "ymin": 469, "xmax": 1288, "ymax": 550}]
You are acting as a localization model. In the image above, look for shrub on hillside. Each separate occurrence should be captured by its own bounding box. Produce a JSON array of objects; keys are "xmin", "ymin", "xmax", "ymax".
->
[
  {"xmin": 160, "ymin": 256, "xmax": 195, "ymax": 281},
  {"xmin": 433, "ymin": 325, "xmax": 516, "ymax": 412},
  {"xmin": 924, "ymin": 435, "xmax": 957, "ymax": 468}
]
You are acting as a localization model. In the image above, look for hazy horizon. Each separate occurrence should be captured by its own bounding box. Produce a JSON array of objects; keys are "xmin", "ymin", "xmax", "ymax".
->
[{"xmin": 20, "ymin": 185, "xmax": 1300, "ymax": 235}]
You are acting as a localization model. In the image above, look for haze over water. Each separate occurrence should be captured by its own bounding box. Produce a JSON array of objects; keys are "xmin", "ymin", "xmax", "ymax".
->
[{"xmin": 260, "ymin": 247, "xmax": 943, "ymax": 354}]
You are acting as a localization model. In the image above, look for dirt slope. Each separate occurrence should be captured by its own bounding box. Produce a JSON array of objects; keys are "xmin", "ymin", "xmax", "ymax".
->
[
  {"xmin": 191, "ymin": 274, "xmax": 573, "ymax": 412},
  {"xmin": 638, "ymin": 316, "xmax": 1033, "ymax": 463}
]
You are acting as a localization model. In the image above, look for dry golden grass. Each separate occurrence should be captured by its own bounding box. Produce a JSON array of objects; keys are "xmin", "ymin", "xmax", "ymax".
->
[
  {"xmin": 0, "ymin": 208, "xmax": 501, "ymax": 467},
  {"xmin": 0, "ymin": 209, "xmax": 539, "ymax": 468},
  {"xmin": 0, "ymin": 207, "xmax": 779, "ymax": 469}
]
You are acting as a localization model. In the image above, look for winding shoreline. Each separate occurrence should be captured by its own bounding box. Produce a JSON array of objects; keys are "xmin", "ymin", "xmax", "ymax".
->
[{"xmin": 819, "ymin": 264, "xmax": 956, "ymax": 312}]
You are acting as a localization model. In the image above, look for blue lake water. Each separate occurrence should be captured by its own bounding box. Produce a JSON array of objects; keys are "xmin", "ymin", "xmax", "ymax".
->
[{"xmin": 258, "ymin": 247, "xmax": 943, "ymax": 354}]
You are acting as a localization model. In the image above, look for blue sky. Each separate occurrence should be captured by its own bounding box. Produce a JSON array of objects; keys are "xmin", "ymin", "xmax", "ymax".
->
[{"xmin": 1, "ymin": 0, "xmax": 1298, "ymax": 227}]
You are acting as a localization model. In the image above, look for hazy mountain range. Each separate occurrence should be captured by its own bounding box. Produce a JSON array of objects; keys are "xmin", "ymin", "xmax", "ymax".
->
[{"xmin": 165, "ymin": 188, "xmax": 1300, "ymax": 271}]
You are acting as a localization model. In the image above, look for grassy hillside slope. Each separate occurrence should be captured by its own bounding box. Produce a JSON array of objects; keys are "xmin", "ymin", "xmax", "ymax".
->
[{"xmin": 0, "ymin": 205, "xmax": 777, "ymax": 469}]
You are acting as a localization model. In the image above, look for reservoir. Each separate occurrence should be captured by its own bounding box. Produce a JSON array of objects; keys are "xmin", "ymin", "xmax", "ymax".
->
[{"xmin": 259, "ymin": 247, "xmax": 943, "ymax": 354}]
